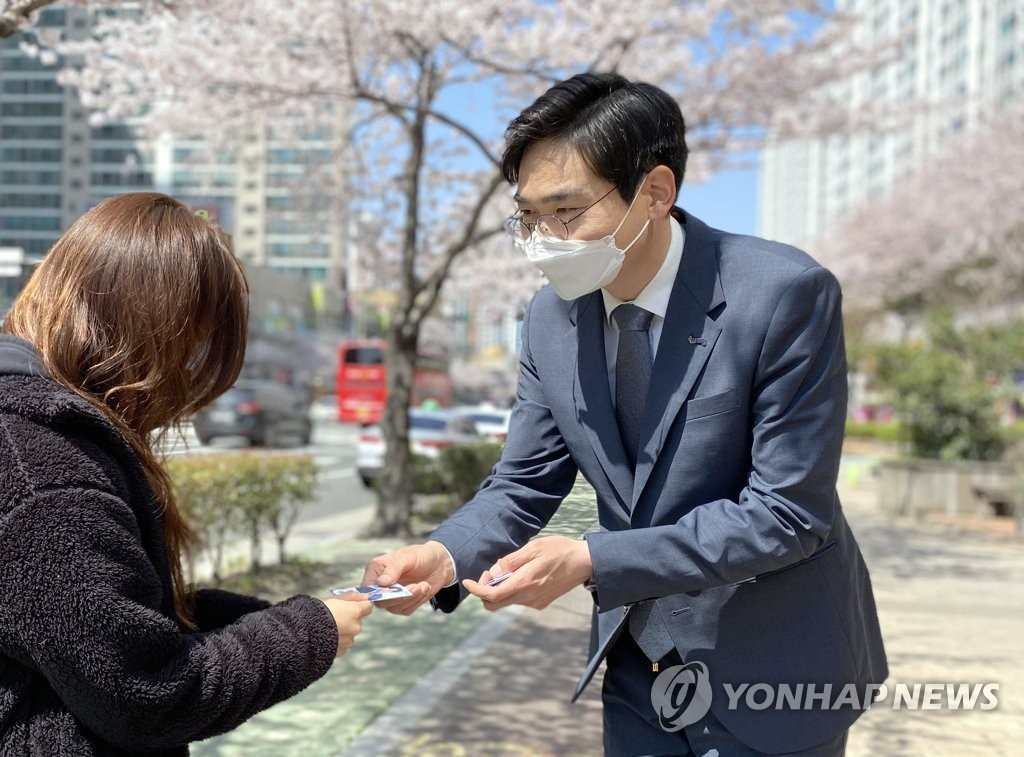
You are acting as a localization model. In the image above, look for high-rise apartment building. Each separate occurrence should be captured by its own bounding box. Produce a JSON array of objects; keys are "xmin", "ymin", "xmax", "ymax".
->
[
  {"xmin": 759, "ymin": 0, "xmax": 1023, "ymax": 247},
  {"xmin": 1, "ymin": 5, "xmax": 101, "ymax": 261},
  {"xmin": 0, "ymin": 4, "xmax": 346, "ymax": 282}
]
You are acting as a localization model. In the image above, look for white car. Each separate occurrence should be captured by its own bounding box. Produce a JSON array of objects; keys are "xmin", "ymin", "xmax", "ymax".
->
[
  {"xmin": 356, "ymin": 409, "xmax": 482, "ymax": 487},
  {"xmin": 459, "ymin": 405, "xmax": 512, "ymax": 443}
]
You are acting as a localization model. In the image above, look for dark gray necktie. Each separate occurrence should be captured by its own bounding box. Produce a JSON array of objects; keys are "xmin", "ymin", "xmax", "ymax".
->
[
  {"xmin": 612, "ymin": 304, "xmax": 654, "ymax": 468},
  {"xmin": 612, "ymin": 303, "xmax": 675, "ymax": 667}
]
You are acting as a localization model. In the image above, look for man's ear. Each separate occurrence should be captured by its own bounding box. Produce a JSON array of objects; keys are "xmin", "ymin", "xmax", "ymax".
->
[{"xmin": 645, "ymin": 165, "xmax": 677, "ymax": 220}]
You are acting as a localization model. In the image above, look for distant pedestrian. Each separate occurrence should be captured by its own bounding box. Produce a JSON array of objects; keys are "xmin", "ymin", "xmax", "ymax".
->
[{"xmin": 0, "ymin": 192, "xmax": 371, "ymax": 755}]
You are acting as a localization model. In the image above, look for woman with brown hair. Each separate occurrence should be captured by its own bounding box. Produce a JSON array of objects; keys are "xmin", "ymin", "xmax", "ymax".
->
[{"xmin": 0, "ymin": 192, "xmax": 371, "ymax": 755}]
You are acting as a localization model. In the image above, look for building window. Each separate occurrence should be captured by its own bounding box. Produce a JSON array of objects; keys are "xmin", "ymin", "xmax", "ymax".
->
[
  {"xmin": 1, "ymin": 79, "xmax": 63, "ymax": 95},
  {"xmin": 0, "ymin": 170, "xmax": 62, "ymax": 184},
  {"xmin": 0, "ymin": 124, "xmax": 62, "ymax": 139},
  {"xmin": 0, "ymin": 216, "xmax": 62, "ymax": 232},
  {"xmin": 91, "ymin": 171, "xmax": 154, "ymax": 187},
  {"xmin": 38, "ymin": 8, "xmax": 66, "ymax": 26},
  {"xmin": 0, "ymin": 102, "xmax": 63, "ymax": 117},
  {"xmin": 0, "ymin": 194, "xmax": 62, "ymax": 209},
  {"xmin": 0, "ymin": 147, "xmax": 63, "ymax": 163}
]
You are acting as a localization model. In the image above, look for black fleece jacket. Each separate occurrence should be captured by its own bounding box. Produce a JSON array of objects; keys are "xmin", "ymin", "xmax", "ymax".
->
[{"xmin": 0, "ymin": 335, "xmax": 338, "ymax": 755}]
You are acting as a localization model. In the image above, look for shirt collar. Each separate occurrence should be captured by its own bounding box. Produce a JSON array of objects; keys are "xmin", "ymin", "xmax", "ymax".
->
[{"xmin": 602, "ymin": 215, "xmax": 685, "ymax": 326}]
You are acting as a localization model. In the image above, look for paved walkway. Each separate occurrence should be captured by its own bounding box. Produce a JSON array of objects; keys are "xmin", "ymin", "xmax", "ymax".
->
[{"xmin": 193, "ymin": 460, "xmax": 1024, "ymax": 756}]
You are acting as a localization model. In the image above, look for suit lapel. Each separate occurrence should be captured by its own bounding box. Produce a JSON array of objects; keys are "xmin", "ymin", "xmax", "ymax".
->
[
  {"xmin": 632, "ymin": 213, "xmax": 726, "ymax": 508},
  {"xmin": 572, "ymin": 291, "xmax": 633, "ymax": 513}
]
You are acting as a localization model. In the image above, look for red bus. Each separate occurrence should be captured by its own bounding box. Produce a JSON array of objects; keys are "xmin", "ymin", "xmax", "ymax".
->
[{"xmin": 336, "ymin": 339, "xmax": 453, "ymax": 424}]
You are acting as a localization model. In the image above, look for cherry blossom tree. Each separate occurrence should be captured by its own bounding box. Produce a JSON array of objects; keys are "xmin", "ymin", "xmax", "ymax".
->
[
  {"xmin": 814, "ymin": 104, "xmax": 1024, "ymax": 320},
  {"xmin": 1, "ymin": 0, "xmax": 56, "ymax": 37},
  {"xmin": 16, "ymin": 1, "xmax": 896, "ymax": 536}
]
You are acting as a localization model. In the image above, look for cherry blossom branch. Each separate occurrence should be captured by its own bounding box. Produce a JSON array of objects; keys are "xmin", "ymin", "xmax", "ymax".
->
[{"xmin": 0, "ymin": 0, "xmax": 57, "ymax": 37}]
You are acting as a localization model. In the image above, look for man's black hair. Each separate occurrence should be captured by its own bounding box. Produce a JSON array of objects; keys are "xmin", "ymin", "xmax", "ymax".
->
[{"xmin": 501, "ymin": 72, "xmax": 688, "ymax": 200}]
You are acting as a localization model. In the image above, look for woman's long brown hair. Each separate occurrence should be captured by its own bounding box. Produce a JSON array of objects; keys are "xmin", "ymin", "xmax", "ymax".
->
[{"xmin": 3, "ymin": 192, "xmax": 249, "ymax": 628}]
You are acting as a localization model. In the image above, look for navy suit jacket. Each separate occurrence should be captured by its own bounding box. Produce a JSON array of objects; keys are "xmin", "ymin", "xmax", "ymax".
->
[{"xmin": 430, "ymin": 210, "xmax": 887, "ymax": 753}]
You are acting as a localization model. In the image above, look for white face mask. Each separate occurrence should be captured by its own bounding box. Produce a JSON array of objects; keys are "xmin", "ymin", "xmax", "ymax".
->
[{"xmin": 514, "ymin": 190, "xmax": 650, "ymax": 301}]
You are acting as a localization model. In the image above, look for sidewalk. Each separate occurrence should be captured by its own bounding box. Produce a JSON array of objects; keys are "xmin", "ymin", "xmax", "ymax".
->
[
  {"xmin": 345, "ymin": 588, "xmax": 605, "ymax": 757},
  {"xmin": 193, "ymin": 463, "xmax": 1024, "ymax": 756},
  {"xmin": 192, "ymin": 480, "xmax": 600, "ymax": 757},
  {"xmin": 367, "ymin": 466, "xmax": 1024, "ymax": 757}
]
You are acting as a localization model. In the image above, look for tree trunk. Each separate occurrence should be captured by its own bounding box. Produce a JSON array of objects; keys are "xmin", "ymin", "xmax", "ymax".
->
[
  {"xmin": 277, "ymin": 535, "xmax": 287, "ymax": 565},
  {"xmin": 211, "ymin": 526, "xmax": 226, "ymax": 585},
  {"xmin": 249, "ymin": 521, "xmax": 262, "ymax": 573},
  {"xmin": 365, "ymin": 320, "xmax": 418, "ymax": 536}
]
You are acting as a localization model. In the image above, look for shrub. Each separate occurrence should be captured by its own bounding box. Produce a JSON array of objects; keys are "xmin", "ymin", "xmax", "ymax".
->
[
  {"xmin": 872, "ymin": 309, "xmax": 1007, "ymax": 460},
  {"xmin": 874, "ymin": 341, "xmax": 1004, "ymax": 461},
  {"xmin": 413, "ymin": 442, "xmax": 504, "ymax": 520},
  {"xmin": 167, "ymin": 452, "xmax": 318, "ymax": 581},
  {"xmin": 844, "ymin": 419, "xmax": 903, "ymax": 444}
]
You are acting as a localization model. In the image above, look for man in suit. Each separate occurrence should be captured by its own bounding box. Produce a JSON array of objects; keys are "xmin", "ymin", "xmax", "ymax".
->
[{"xmin": 362, "ymin": 72, "xmax": 887, "ymax": 755}]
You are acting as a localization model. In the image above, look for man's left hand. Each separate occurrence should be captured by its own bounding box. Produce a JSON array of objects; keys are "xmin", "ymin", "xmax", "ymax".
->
[{"xmin": 463, "ymin": 535, "xmax": 592, "ymax": 611}]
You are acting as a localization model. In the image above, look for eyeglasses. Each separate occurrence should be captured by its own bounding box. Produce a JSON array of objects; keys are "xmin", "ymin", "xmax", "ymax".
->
[{"xmin": 504, "ymin": 185, "xmax": 617, "ymax": 242}]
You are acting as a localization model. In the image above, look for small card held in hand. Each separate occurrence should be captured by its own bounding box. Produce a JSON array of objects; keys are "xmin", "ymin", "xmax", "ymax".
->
[
  {"xmin": 486, "ymin": 572, "xmax": 513, "ymax": 586},
  {"xmin": 330, "ymin": 583, "xmax": 413, "ymax": 602}
]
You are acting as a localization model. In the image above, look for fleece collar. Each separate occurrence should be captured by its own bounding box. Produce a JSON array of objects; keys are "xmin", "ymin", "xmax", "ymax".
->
[{"xmin": 0, "ymin": 334, "xmax": 48, "ymax": 378}]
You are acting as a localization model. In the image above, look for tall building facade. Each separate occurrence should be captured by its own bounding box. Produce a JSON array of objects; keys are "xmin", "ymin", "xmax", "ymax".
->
[
  {"xmin": 759, "ymin": 0, "xmax": 1024, "ymax": 247},
  {"xmin": 0, "ymin": 4, "xmax": 346, "ymax": 282}
]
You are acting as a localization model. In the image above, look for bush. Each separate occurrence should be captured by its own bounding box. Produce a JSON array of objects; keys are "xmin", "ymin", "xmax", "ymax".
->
[
  {"xmin": 872, "ymin": 309, "xmax": 1007, "ymax": 460},
  {"xmin": 874, "ymin": 341, "xmax": 1004, "ymax": 461},
  {"xmin": 1002, "ymin": 421, "xmax": 1024, "ymax": 447},
  {"xmin": 413, "ymin": 442, "xmax": 504, "ymax": 520},
  {"xmin": 844, "ymin": 419, "xmax": 903, "ymax": 443},
  {"xmin": 167, "ymin": 452, "xmax": 318, "ymax": 581}
]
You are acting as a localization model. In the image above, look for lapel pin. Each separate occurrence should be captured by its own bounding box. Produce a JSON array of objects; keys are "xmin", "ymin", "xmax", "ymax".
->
[{"xmin": 688, "ymin": 336, "xmax": 707, "ymax": 347}]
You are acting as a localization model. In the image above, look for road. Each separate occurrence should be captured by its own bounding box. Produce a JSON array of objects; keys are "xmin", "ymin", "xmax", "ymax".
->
[{"xmin": 160, "ymin": 418, "xmax": 379, "ymax": 566}]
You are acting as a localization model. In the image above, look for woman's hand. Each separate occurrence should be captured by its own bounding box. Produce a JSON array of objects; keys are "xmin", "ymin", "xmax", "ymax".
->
[{"xmin": 321, "ymin": 594, "xmax": 373, "ymax": 657}]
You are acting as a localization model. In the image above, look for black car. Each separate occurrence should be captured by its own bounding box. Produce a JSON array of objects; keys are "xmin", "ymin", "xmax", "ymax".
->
[{"xmin": 193, "ymin": 380, "xmax": 313, "ymax": 447}]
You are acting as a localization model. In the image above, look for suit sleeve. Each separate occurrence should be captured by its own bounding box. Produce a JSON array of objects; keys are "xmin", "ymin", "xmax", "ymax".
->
[
  {"xmin": 585, "ymin": 266, "xmax": 847, "ymax": 609},
  {"xmin": 0, "ymin": 487, "xmax": 338, "ymax": 752},
  {"xmin": 430, "ymin": 297, "xmax": 579, "ymax": 611}
]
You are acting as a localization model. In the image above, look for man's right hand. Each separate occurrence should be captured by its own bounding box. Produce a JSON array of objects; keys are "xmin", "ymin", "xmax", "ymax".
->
[{"xmin": 361, "ymin": 541, "xmax": 454, "ymax": 616}]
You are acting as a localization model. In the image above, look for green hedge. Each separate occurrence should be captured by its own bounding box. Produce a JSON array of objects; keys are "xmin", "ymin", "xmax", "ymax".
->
[
  {"xmin": 844, "ymin": 419, "xmax": 904, "ymax": 443},
  {"xmin": 167, "ymin": 452, "xmax": 318, "ymax": 581},
  {"xmin": 413, "ymin": 442, "xmax": 505, "ymax": 521}
]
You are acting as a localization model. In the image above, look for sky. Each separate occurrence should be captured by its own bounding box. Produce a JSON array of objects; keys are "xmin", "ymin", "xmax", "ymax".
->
[
  {"xmin": 426, "ymin": 6, "xmax": 837, "ymax": 241},
  {"xmin": 678, "ymin": 161, "xmax": 759, "ymax": 237}
]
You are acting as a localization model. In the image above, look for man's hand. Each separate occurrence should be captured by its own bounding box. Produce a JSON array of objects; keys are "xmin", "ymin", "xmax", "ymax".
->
[
  {"xmin": 463, "ymin": 535, "xmax": 592, "ymax": 611},
  {"xmin": 361, "ymin": 540, "xmax": 454, "ymax": 616}
]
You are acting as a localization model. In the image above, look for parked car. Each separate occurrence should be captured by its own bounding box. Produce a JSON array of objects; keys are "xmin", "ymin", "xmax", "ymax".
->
[
  {"xmin": 193, "ymin": 380, "xmax": 313, "ymax": 447},
  {"xmin": 459, "ymin": 405, "xmax": 512, "ymax": 443},
  {"xmin": 356, "ymin": 409, "xmax": 481, "ymax": 487}
]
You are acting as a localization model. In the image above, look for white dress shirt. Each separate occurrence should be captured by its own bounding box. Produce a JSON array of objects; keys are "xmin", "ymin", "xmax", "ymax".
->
[{"xmin": 601, "ymin": 217, "xmax": 685, "ymax": 401}]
